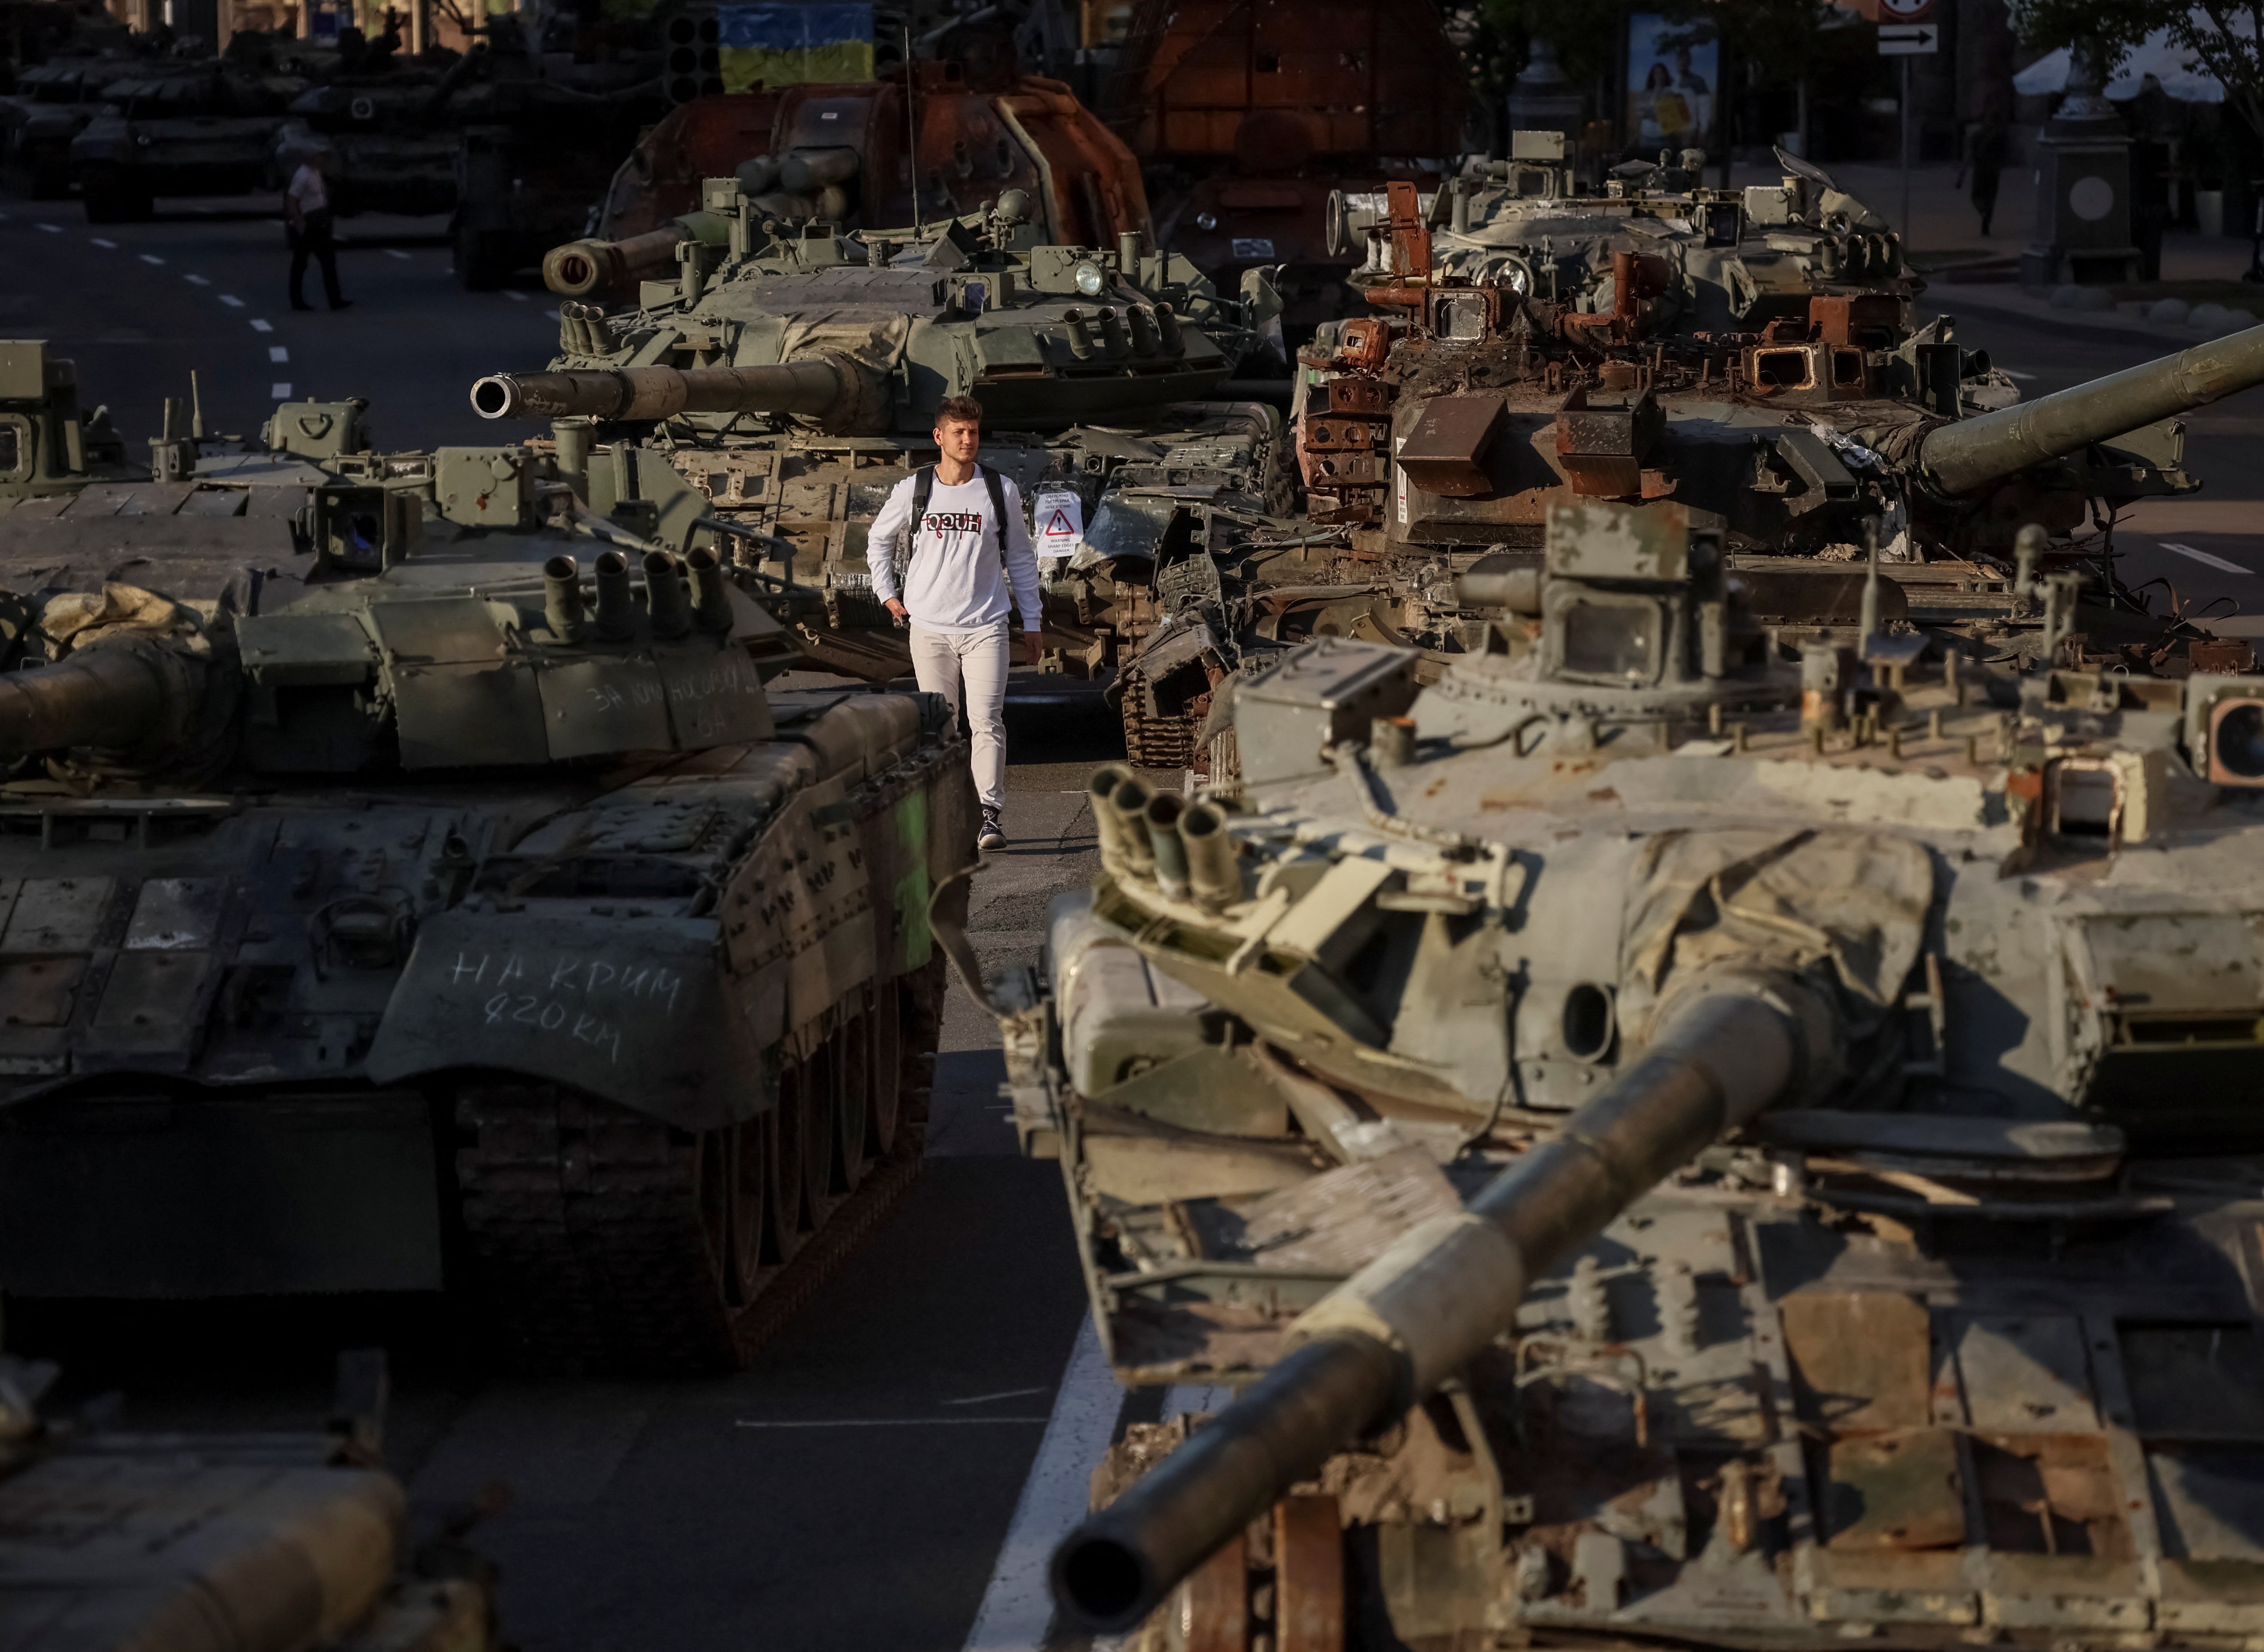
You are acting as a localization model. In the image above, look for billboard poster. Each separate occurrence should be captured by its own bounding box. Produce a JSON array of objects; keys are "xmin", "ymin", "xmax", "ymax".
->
[
  {"xmin": 717, "ymin": 2, "xmax": 875, "ymax": 91},
  {"xmin": 1626, "ymin": 14, "xmax": 1717, "ymax": 155}
]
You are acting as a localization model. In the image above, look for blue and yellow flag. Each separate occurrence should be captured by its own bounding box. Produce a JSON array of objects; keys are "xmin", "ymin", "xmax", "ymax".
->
[{"xmin": 717, "ymin": 2, "xmax": 875, "ymax": 90}]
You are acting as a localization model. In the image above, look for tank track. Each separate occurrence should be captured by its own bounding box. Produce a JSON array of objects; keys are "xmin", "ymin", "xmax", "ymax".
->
[
  {"xmin": 453, "ymin": 958, "xmax": 943, "ymax": 1376},
  {"xmin": 1121, "ymin": 700, "xmax": 1199, "ymax": 771}
]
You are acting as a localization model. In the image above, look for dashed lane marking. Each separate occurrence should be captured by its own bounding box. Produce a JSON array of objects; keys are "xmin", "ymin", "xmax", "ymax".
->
[
  {"xmin": 943, "ymin": 1387, "xmax": 1050, "ymax": 1407},
  {"xmin": 34, "ymin": 222, "xmax": 60, "ymax": 233},
  {"xmin": 249, "ymin": 319, "xmax": 273, "ymax": 333},
  {"xmin": 386, "ymin": 249, "xmax": 411, "ymax": 260},
  {"xmin": 2007, "ymin": 369, "xmax": 2038, "ymax": 380},
  {"xmin": 502, "ymin": 289, "xmax": 528, "ymax": 301},
  {"xmin": 544, "ymin": 309, "xmax": 559, "ymax": 320},
  {"xmin": 139, "ymin": 253, "xmax": 163, "ymax": 265},
  {"xmin": 269, "ymin": 346, "xmax": 289, "ymax": 363},
  {"xmin": 218, "ymin": 294, "xmax": 245, "ymax": 308},
  {"xmin": 270, "ymin": 382, "xmax": 292, "ymax": 398},
  {"xmin": 89, "ymin": 237, "xmax": 115, "ymax": 249},
  {"xmin": 2161, "ymin": 541, "xmax": 2252, "ymax": 576},
  {"xmin": 185, "ymin": 273, "xmax": 209, "ymax": 285}
]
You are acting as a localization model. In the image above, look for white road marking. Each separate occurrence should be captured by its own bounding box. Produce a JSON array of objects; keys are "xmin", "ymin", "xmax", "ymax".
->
[
  {"xmin": 734, "ymin": 1416, "xmax": 1052, "ymax": 1428},
  {"xmin": 945, "ymin": 1387, "xmax": 1051, "ymax": 1407},
  {"xmin": 218, "ymin": 294, "xmax": 245, "ymax": 308},
  {"xmin": 544, "ymin": 309, "xmax": 560, "ymax": 320},
  {"xmin": 249, "ymin": 319, "xmax": 273, "ymax": 333},
  {"xmin": 1163, "ymin": 1384, "xmax": 1235, "ymax": 1419},
  {"xmin": 2006, "ymin": 369, "xmax": 2037, "ymax": 380},
  {"xmin": 386, "ymin": 248, "xmax": 411, "ymax": 260},
  {"xmin": 34, "ymin": 222, "xmax": 60, "ymax": 233},
  {"xmin": 268, "ymin": 345, "xmax": 289, "ymax": 363},
  {"xmin": 962, "ymin": 1318, "xmax": 1124, "ymax": 1652},
  {"xmin": 185, "ymin": 273, "xmax": 209, "ymax": 285},
  {"xmin": 89, "ymin": 237, "xmax": 116, "ymax": 249},
  {"xmin": 139, "ymin": 253, "xmax": 164, "ymax": 265},
  {"xmin": 502, "ymin": 289, "xmax": 528, "ymax": 301},
  {"xmin": 2161, "ymin": 541, "xmax": 2252, "ymax": 576},
  {"xmin": 271, "ymin": 382, "xmax": 292, "ymax": 399}
]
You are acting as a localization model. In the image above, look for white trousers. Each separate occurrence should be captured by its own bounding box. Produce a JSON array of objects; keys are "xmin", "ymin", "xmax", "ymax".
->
[{"xmin": 910, "ymin": 622, "xmax": 1009, "ymax": 812}]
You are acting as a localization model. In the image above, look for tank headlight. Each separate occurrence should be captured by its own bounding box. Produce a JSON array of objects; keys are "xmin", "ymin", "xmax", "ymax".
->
[
  {"xmin": 1073, "ymin": 260, "xmax": 1104, "ymax": 297},
  {"xmin": 1195, "ymin": 210, "xmax": 1219, "ymax": 232}
]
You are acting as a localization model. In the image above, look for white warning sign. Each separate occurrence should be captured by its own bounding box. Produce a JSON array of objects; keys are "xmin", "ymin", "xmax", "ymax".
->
[{"xmin": 1033, "ymin": 490, "xmax": 1084, "ymax": 563}]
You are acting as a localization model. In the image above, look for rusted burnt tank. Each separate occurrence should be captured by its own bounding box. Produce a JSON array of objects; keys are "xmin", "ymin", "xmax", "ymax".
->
[
  {"xmin": 1103, "ymin": 0, "xmax": 1469, "ymax": 342},
  {"xmin": 1112, "ymin": 158, "xmax": 2264, "ymax": 784},
  {"xmin": 990, "ymin": 499, "xmax": 2264, "ymax": 1648},
  {"xmin": 0, "ymin": 421, "xmax": 976, "ymax": 1376},
  {"xmin": 564, "ymin": 63, "xmax": 1148, "ymax": 303}
]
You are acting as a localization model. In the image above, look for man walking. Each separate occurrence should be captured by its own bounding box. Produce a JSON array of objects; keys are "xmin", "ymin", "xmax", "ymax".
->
[
  {"xmin": 284, "ymin": 146, "xmax": 351, "ymax": 312},
  {"xmin": 870, "ymin": 395, "xmax": 1042, "ymax": 851}
]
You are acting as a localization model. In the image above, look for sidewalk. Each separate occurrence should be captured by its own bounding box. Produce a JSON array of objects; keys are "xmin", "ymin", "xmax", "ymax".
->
[{"xmin": 1730, "ymin": 158, "xmax": 2264, "ymax": 344}]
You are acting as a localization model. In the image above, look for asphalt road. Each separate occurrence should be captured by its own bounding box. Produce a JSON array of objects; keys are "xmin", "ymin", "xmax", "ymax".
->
[{"xmin": 7, "ymin": 192, "xmax": 2264, "ymax": 1652}]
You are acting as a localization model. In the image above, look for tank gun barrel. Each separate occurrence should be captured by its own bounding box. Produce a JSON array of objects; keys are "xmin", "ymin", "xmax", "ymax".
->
[
  {"xmin": 1050, "ymin": 975, "xmax": 1832, "ymax": 1635},
  {"xmin": 0, "ymin": 636, "xmax": 193, "ymax": 757},
  {"xmin": 470, "ymin": 359, "xmax": 852, "ymax": 423},
  {"xmin": 1921, "ymin": 321, "xmax": 2264, "ymax": 495},
  {"xmin": 542, "ymin": 211, "xmax": 726, "ymax": 300}
]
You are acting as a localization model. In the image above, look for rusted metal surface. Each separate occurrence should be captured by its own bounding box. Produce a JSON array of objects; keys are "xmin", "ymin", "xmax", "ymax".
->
[
  {"xmin": 1273, "ymin": 1494, "xmax": 1345, "ymax": 1652},
  {"xmin": 1552, "ymin": 386, "xmax": 1664, "ymax": 499},
  {"xmin": 1397, "ymin": 394, "xmax": 1503, "ymax": 498},
  {"xmin": 596, "ymin": 68, "xmax": 1147, "ymax": 261}
]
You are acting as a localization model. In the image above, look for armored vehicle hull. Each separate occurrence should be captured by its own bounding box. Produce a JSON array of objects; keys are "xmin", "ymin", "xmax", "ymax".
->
[{"xmin": 993, "ymin": 502, "xmax": 2264, "ymax": 1646}]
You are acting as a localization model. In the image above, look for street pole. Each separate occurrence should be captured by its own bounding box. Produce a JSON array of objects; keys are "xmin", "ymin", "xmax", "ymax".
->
[{"xmin": 1901, "ymin": 56, "xmax": 1913, "ymax": 249}]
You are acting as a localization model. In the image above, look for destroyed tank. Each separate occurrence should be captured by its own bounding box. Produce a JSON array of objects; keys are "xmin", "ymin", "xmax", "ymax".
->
[
  {"xmin": 1107, "ymin": 157, "xmax": 2264, "ymax": 779},
  {"xmin": 984, "ymin": 498, "xmax": 2264, "ymax": 1648},
  {"xmin": 70, "ymin": 60, "xmax": 306, "ymax": 221},
  {"xmin": 0, "ymin": 426, "xmax": 976, "ymax": 1376},
  {"xmin": 470, "ymin": 180, "xmax": 1294, "ymax": 737}
]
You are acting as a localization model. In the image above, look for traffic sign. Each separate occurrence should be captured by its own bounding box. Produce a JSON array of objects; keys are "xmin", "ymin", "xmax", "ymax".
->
[
  {"xmin": 1878, "ymin": 0, "xmax": 1935, "ymax": 19},
  {"xmin": 1879, "ymin": 22, "xmax": 1938, "ymax": 54}
]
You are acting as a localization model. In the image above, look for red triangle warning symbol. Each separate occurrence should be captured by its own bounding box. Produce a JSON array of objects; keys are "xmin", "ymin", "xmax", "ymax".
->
[{"xmin": 1044, "ymin": 509, "xmax": 1075, "ymax": 536}]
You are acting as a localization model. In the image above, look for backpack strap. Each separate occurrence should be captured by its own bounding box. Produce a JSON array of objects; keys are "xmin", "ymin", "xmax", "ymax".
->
[
  {"xmin": 893, "ymin": 464, "xmax": 935, "ymax": 590},
  {"xmin": 981, "ymin": 464, "xmax": 1009, "ymax": 572}
]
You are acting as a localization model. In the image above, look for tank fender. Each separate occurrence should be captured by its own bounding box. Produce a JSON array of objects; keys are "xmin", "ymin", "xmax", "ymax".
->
[{"xmin": 365, "ymin": 911, "xmax": 760, "ymax": 1130}]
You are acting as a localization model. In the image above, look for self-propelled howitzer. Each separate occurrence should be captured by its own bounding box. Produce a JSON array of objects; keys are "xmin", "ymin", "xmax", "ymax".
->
[
  {"xmin": 992, "ymin": 499, "xmax": 2264, "ymax": 1647},
  {"xmin": 467, "ymin": 181, "xmax": 1298, "ymax": 727},
  {"xmin": 0, "ymin": 510, "xmax": 976, "ymax": 1377}
]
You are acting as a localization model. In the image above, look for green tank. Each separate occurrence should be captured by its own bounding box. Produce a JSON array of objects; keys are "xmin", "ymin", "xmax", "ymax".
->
[
  {"xmin": 0, "ymin": 390, "xmax": 975, "ymax": 1375},
  {"xmin": 470, "ymin": 181, "xmax": 1294, "ymax": 744},
  {"xmin": 992, "ymin": 498, "xmax": 2264, "ymax": 1647},
  {"xmin": 69, "ymin": 59, "xmax": 305, "ymax": 221}
]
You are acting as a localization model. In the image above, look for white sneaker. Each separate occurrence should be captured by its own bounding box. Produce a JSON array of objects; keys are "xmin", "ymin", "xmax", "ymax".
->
[{"xmin": 978, "ymin": 807, "xmax": 1006, "ymax": 851}]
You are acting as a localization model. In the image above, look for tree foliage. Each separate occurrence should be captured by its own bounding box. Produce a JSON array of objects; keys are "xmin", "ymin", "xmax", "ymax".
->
[{"xmin": 2011, "ymin": 1, "xmax": 2264, "ymax": 146}]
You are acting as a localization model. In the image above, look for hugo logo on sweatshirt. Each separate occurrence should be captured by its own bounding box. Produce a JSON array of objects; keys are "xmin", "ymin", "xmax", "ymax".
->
[{"xmin": 921, "ymin": 510, "xmax": 989, "ymax": 537}]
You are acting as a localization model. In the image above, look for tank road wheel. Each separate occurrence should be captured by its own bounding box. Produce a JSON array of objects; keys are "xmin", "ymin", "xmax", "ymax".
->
[
  {"xmin": 1136, "ymin": 1495, "xmax": 1346, "ymax": 1652},
  {"xmin": 697, "ymin": 1119, "xmax": 766, "ymax": 1312},
  {"xmin": 867, "ymin": 982, "xmax": 903, "ymax": 1157},
  {"xmin": 788, "ymin": 1045, "xmax": 837, "ymax": 1229},
  {"xmin": 765, "ymin": 1067, "xmax": 809, "ymax": 1264},
  {"xmin": 832, "ymin": 1004, "xmax": 871, "ymax": 1193}
]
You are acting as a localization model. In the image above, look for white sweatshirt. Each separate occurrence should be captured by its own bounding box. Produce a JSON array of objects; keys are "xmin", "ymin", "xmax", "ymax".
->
[{"xmin": 867, "ymin": 468, "xmax": 1042, "ymax": 636}]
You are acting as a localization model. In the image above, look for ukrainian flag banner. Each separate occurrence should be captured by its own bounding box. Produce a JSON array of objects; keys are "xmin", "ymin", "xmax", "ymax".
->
[{"xmin": 717, "ymin": 2, "xmax": 876, "ymax": 90}]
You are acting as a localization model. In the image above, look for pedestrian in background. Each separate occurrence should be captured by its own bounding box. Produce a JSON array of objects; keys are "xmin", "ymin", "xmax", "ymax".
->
[
  {"xmin": 1966, "ymin": 89, "xmax": 2011, "ymax": 237},
  {"xmin": 869, "ymin": 394, "xmax": 1042, "ymax": 852},
  {"xmin": 285, "ymin": 146, "xmax": 351, "ymax": 312}
]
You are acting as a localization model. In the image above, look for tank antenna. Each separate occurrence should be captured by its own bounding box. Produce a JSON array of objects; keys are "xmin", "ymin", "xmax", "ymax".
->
[
  {"xmin": 904, "ymin": 24, "xmax": 920, "ymax": 243},
  {"xmin": 189, "ymin": 370, "xmax": 205, "ymax": 441}
]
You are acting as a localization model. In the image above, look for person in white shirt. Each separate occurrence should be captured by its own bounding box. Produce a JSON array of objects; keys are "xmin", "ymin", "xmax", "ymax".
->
[
  {"xmin": 283, "ymin": 147, "xmax": 350, "ymax": 312},
  {"xmin": 868, "ymin": 394, "xmax": 1042, "ymax": 851}
]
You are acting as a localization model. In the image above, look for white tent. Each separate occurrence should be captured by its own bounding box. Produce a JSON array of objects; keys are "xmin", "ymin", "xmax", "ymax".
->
[{"xmin": 2014, "ymin": 23, "xmax": 2233, "ymax": 103}]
